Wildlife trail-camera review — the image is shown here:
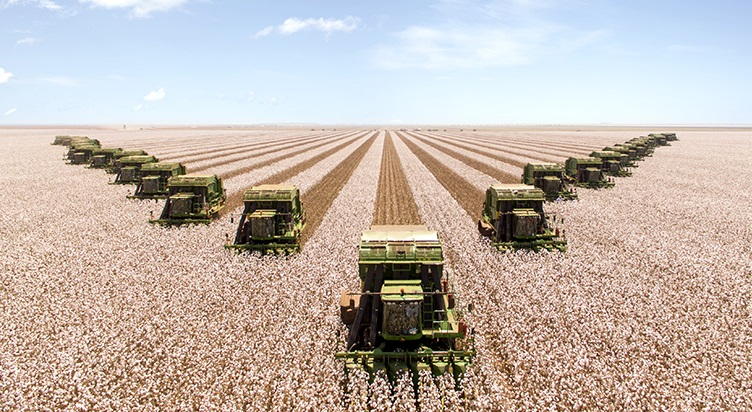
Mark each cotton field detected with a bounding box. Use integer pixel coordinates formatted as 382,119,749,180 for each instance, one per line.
1,127,751,411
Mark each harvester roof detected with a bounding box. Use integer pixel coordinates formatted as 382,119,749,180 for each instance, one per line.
141,162,184,171
93,147,123,154
359,225,443,264
568,157,602,164
168,174,220,187
242,184,299,202
525,162,564,172
590,150,620,159
488,184,545,200
120,155,158,165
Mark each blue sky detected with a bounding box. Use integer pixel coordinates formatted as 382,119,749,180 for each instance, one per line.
1,0,750,125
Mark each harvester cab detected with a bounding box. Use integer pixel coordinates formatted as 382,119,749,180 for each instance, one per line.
150,174,226,225
89,148,123,169
112,155,158,184
589,151,632,177
128,162,186,199
226,184,306,254
477,184,567,251
337,225,474,383
565,157,613,188
522,163,577,201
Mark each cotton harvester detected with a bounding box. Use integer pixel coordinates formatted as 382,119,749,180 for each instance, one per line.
108,150,149,174
149,174,226,225
112,155,158,184
603,146,638,167
225,184,306,254
89,147,124,169
522,163,577,201
65,139,101,164
67,143,101,165
662,132,678,142
478,184,566,252
565,157,615,188
128,162,186,199
589,151,632,177
337,225,474,383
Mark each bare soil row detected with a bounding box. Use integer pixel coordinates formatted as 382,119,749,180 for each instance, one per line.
372,131,422,225
395,131,484,220
167,132,337,164
190,132,359,174
406,132,521,184
297,132,379,246
221,132,373,214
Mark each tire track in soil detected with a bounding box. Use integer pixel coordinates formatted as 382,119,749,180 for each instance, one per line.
395,131,484,221
188,131,358,174
405,132,521,184
221,131,374,216
372,131,422,225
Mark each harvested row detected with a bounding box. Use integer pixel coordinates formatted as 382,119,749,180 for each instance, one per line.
166,132,336,164
428,131,589,162
189,131,360,174
426,131,568,166
104,130,259,153
396,131,484,220
221,132,373,213
465,131,601,153
295,132,379,246
462,130,633,153
406,132,521,184
372,131,422,225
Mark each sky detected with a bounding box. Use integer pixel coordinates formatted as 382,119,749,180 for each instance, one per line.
1,0,751,125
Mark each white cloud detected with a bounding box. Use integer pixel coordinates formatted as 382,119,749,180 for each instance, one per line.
0,68,12,84
1,0,62,11
133,103,144,111
79,0,189,18
253,16,361,38
15,37,40,47
372,0,604,70
39,76,79,86
3,108,17,116
143,87,165,101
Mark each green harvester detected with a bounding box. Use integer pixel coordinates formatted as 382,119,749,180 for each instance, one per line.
604,145,639,167
89,147,124,169
337,225,474,384
112,155,158,184
565,157,615,188
128,162,186,199
522,163,578,201
150,174,226,225
478,184,567,252
225,184,306,254
589,151,632,177
108,150,149,174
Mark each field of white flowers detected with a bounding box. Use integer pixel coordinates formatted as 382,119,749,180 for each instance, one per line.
0,127,750,410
